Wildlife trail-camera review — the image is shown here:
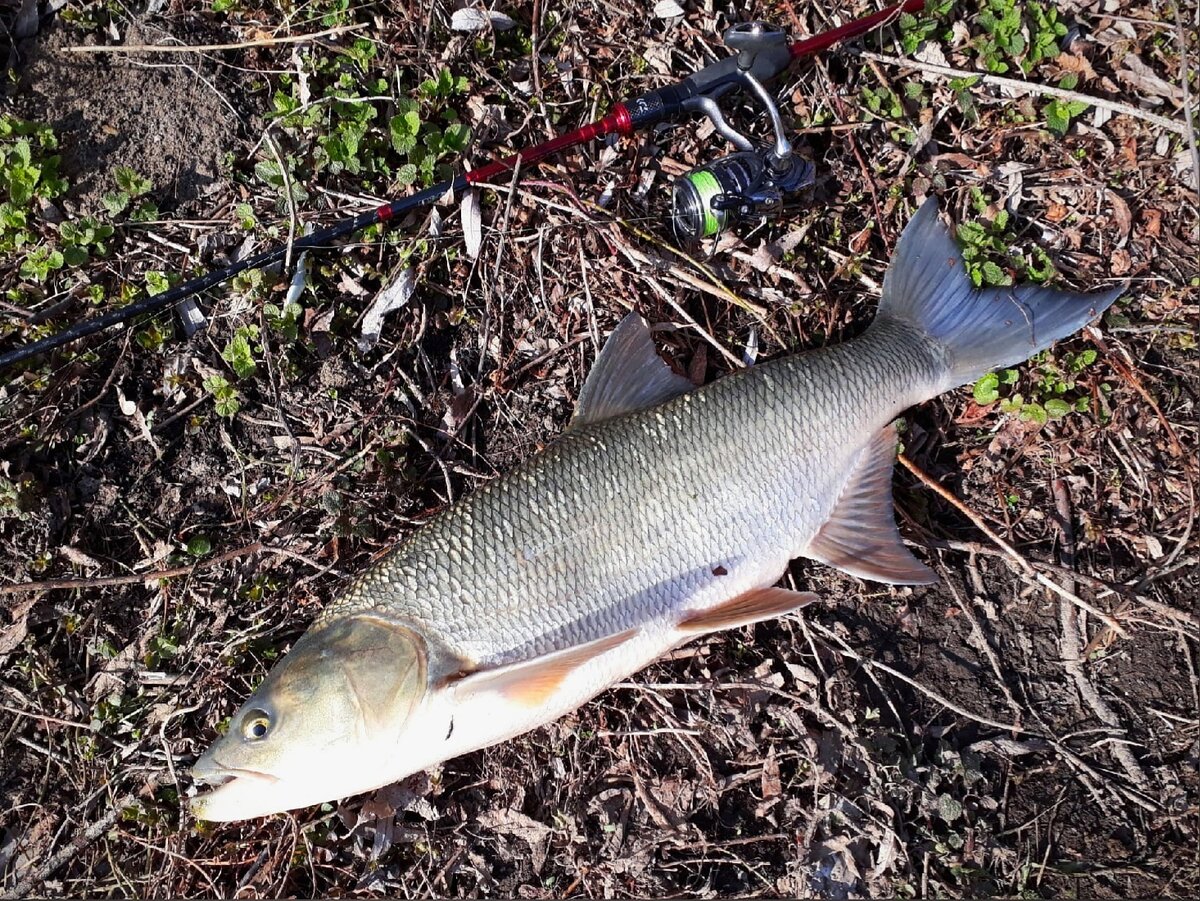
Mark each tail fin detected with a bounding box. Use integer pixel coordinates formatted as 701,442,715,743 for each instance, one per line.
876,198,1124,388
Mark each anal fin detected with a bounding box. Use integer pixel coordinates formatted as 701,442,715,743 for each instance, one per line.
806,423,937,585
450,628,639,708
679,586,818,635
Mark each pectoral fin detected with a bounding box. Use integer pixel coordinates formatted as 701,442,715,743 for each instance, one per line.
449,628,639,708
678,586,819,634
806,423,937,585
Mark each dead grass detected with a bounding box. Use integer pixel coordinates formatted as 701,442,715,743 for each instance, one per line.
1,0,1197,897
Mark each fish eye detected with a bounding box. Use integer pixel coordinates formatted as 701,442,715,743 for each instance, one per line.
241,709,272,741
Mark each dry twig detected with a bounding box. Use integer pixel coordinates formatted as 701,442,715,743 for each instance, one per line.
0,543,264,599
850,48,1190,137
899,453,1130,638
63,23,366,54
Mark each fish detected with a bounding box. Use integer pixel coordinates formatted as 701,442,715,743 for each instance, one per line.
189,198,1122,821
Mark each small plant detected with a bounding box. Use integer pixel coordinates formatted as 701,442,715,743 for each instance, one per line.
254,156,310,210
955,188,1057,288
221,325,260,379
234,203,257,230
0,475,32,519
186,535,213,557
203,374,241,418
101,166,158,220
19,244,64,282
898,0,956,54
972,349,1105,424
946,74,981,122
264,301,303,342
973,0,1067,75
1,117,69,266
144,270,171,295
860,85,904,120
1043,74,1089,137
59,217,114,266
389,70,473,187
1026,2,1068,70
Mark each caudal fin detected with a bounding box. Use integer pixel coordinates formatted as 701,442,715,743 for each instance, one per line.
876,198,1124,388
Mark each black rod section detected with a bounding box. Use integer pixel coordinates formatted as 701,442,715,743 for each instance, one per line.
0,178,462,370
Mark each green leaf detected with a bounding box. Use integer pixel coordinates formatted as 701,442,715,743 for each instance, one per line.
1044,398,1072,419
145,271,170,296
214,393,240,418
938,794,963,823
973,372,1001,405
222,327,259,379
396,162,418,186
254,159,284,186
1044,100,1071,136
1021,402,1048,425
442,123,471,153
203,375,241,418
981,260,1011,286
235,203,257,229
957,221,987,244
187,535,213,557
390,103,422,155
62,245,88,267
114,165,152,197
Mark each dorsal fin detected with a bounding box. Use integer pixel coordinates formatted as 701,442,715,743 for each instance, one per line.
569,313,694,429
806,423,937,585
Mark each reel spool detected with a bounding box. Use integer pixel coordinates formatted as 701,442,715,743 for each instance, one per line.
672,151,813,244
669,21,814,245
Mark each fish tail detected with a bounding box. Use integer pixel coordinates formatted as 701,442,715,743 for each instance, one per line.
873,198,1124,389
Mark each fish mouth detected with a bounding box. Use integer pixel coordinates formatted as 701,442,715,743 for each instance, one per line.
193,766,279,788
191,753,280,791
190,758,286,822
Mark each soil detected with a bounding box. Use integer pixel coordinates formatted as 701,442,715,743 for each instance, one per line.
9,18,237,216
0,1,1197,898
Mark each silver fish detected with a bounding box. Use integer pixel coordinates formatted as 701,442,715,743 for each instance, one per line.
190,199,1121,821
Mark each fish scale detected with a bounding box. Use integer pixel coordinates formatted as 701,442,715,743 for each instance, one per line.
190,199,1123,821
320,317,942,666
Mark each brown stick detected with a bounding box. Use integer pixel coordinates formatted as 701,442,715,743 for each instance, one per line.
899,453,1130,638
0,542,264,599
1052,479,1153,792
63,23,365,54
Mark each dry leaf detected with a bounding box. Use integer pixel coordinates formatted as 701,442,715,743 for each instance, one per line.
358,267,416,352
461,188,482,260
1045,202,1070,223
450,8,515,32
1117,55,1184,103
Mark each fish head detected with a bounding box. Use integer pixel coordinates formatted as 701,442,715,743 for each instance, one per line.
190,615,427,821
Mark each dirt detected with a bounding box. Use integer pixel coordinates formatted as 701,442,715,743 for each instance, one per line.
1,1,1198,898
9,18,237,217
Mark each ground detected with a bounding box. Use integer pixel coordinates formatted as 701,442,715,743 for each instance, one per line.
0,0,1197,897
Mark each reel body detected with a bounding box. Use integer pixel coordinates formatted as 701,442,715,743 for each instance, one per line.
667,20,814,246
672,150,814,243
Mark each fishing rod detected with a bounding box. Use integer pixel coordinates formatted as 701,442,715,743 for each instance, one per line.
0,0,927,371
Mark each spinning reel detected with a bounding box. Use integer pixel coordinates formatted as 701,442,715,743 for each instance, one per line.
668,22,814,245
